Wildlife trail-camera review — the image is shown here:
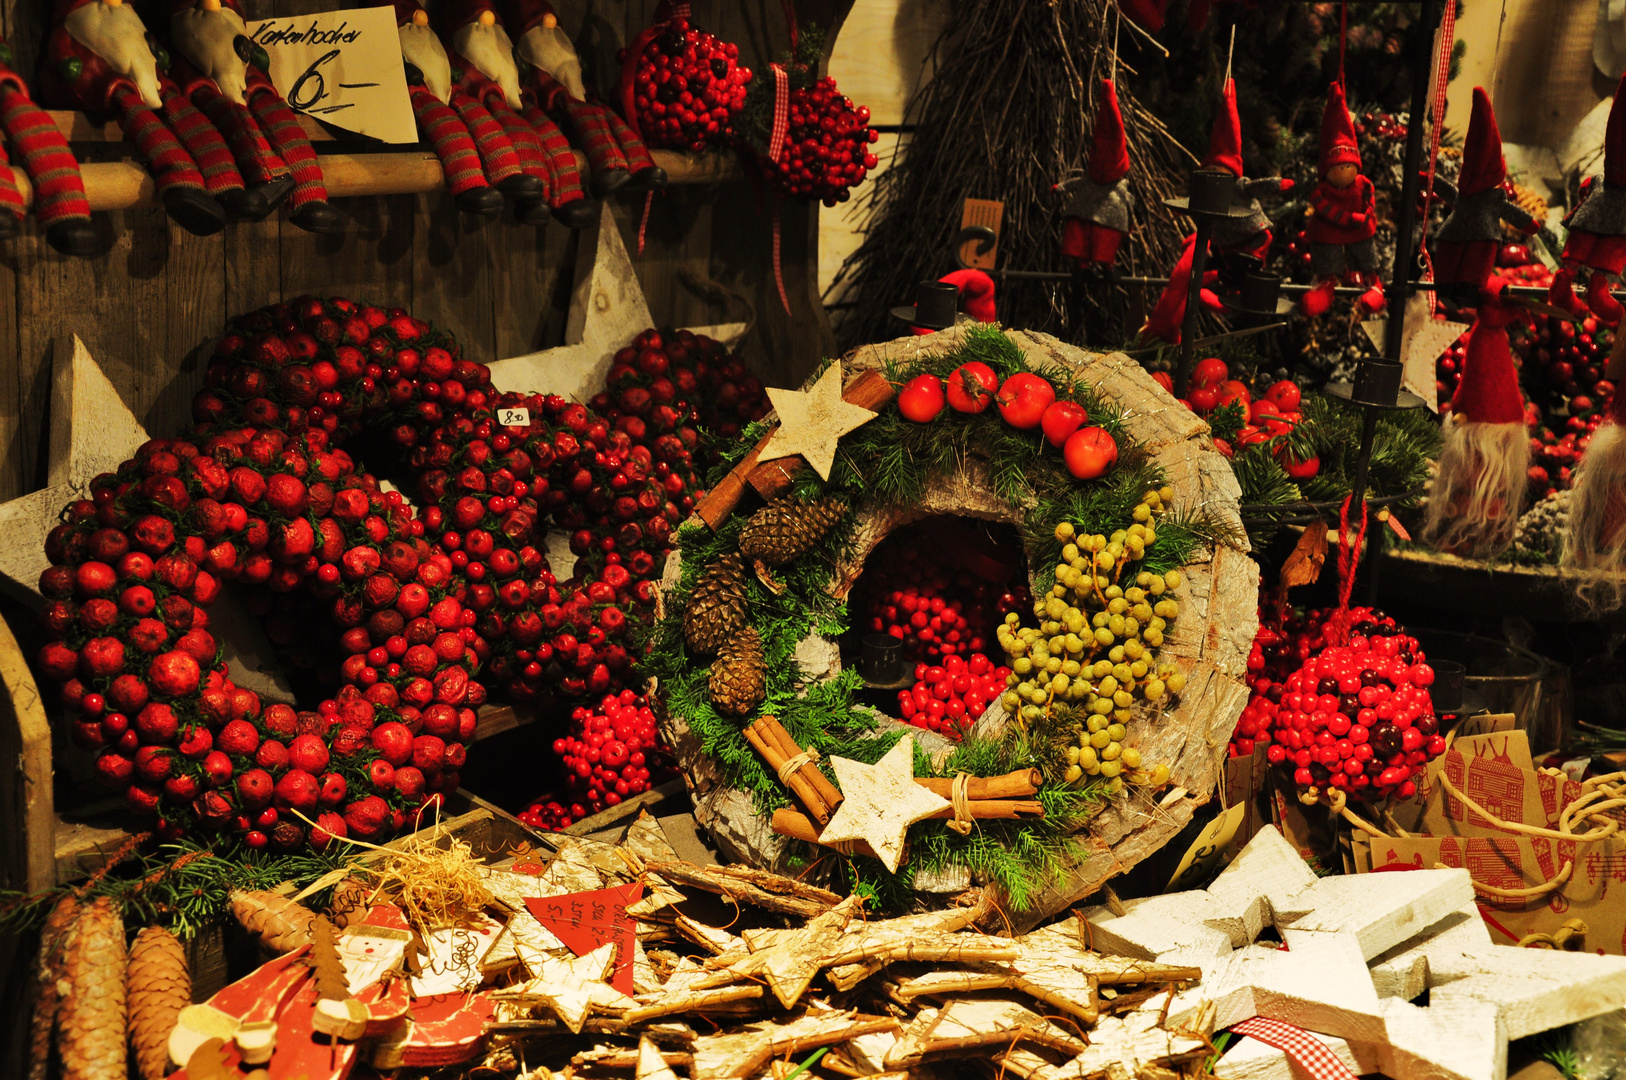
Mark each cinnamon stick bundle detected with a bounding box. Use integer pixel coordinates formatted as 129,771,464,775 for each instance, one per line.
915,769,1042,800
743,716,844,823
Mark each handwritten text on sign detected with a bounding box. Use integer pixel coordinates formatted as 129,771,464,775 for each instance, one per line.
246,5,416,144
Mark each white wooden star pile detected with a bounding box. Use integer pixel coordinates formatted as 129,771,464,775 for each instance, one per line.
1076,825,1626,1080
486,201,746,401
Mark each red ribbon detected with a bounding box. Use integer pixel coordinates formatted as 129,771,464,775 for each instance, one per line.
772,202,790,315
1418,0,1458,303
638,190,654,257
1229,1017,1359,1080
1329,493,1370,645
768,63,790,162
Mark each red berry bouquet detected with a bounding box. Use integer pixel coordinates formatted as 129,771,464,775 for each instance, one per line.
619,3,752,152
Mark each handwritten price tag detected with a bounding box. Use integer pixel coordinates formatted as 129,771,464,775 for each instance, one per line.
525,882,643,995
247,5,416,144
497,407,531,428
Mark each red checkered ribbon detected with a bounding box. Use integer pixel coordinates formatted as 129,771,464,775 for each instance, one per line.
669,1,691,17
1229,1017,1358,1080
1418,0,1458,305
768,63,790,162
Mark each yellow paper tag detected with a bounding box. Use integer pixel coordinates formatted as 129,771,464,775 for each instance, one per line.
1165,800,1246,892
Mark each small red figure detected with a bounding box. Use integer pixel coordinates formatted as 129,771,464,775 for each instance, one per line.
1551,75,1626,324
1432,87,1538,300
1205,76,1291,262
1301,81,1383,318
1057,78,1132,270
0,34,95,254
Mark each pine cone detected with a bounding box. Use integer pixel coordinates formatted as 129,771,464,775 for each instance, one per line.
738,497,847,567
57,896,127,1080
127,925,190,1080
328,876,372,928
29,896,79,1080
683,553,750,654
229,889,317,952
709,626,766,716
1510,182,1548,234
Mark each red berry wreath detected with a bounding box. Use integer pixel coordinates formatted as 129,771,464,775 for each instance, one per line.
33,299,767,850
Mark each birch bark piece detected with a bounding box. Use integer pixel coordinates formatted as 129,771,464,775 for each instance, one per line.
658,326,1254,912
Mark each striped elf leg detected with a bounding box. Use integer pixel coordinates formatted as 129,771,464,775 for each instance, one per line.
522,102,588,207
0,139,23,236
410,85,501,215
484,95,552,189
160,81,245,197
599,103,659,178
112,84,207,194
0,86,90,226
557,96,629,195
246,90,326,208
191,82,287,187
449,90,527,186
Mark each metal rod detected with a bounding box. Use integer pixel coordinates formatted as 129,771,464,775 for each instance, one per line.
1347,407,1382,516
1382,0,1444,361
1173,222,1215,399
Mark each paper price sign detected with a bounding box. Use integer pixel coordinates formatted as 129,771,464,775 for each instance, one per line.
247,6,417,144
497,407,531,428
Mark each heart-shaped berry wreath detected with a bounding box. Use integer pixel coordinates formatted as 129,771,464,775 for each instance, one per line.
33,299,767,851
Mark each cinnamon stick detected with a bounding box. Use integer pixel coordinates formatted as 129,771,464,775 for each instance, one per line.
770,809,881,859
742,721,830,825
755,716,844,815
915,769,1042,801
696,441,764,529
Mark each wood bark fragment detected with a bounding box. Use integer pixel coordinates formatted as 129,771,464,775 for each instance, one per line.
643,859,840,918
621,985,766,1023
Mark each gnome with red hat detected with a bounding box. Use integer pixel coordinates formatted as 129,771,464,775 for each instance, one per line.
1301,81,1383,318
1422,279,1529,555
166,0,338,233
1563,332,1626,599
438,0,596,227
1431,88,1538,300
1205,77,1292,262
507,0,665,197
36,0,244,234
0,35,95,255
904,269,996,336
1057,79,1134,269
1550,76,1626,324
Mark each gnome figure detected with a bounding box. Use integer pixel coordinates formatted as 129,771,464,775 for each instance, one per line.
37,0,233,234
1551,76,1626,324
1423,278,1529,556
905,269,996,336
0,35,95,254
440,0,595,227
506,0,665,197
167,0,338,232
1564,331,1626,599
1204,77,1292,263
1057,79,1133,270
1431,88,1537,300
1301,81,1383,318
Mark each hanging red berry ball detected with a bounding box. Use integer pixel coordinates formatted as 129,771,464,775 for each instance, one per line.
622,13,752,152
739,35,879,207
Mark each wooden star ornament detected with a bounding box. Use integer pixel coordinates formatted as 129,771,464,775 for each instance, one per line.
1361,293,1467,413
818,736,951,873
757,362,881,482
490,941,633,1033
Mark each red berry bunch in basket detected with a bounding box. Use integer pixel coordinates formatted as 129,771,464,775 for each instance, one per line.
858,547,1031,663
895,653,1012,739
621,14,752,151
591,328,770,445
520,690,677,830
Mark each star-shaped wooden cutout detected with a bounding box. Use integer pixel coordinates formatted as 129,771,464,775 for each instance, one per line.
490,941,633,1033
1362,293,1467,413
757,362,881,482
817,736,951,873
690,894,864,1007
485,202,746,401
635,1036,681,1080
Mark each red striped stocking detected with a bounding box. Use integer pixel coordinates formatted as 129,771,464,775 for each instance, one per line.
0,86,89,225
484,94,551,185
0,139,24,221
601,102,655,173
410,86,488,195
160,80,244,195
247,90,327,209
111,84,207,195
449,90,524,185
522,101,585,206
191,82,286,187
558,96,628,174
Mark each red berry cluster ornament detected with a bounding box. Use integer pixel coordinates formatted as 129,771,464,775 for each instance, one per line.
895,653,1012,739
751,72,878,206
523,690,676,829
622,15,751,151
592,328,770,444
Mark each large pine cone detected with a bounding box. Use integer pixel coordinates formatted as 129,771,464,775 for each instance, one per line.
28,896,79,1080
57,896,127,1080
684,553,750,654
709,626,766,716
738,497,847,567
127,925,190,1080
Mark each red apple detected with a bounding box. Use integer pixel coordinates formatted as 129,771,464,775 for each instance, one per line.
897,374,947,422
1063,427,1118,480
1265,380,1301,411
1152,372,1174,394
1217,380,1251,409
1041,401,1088,447
996,373,1056,429
1188,385,1220,413
1193,357,1229,387
946,362,999,413
1278,446,1320,479
1248,399,1281,423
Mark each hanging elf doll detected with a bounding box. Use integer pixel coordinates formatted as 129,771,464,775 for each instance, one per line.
1301,81,1384,318
0,35,95,255
1422,278,1529,556
506,0,666,196
1564,331,1626,595
1549,76,1626,324
167,0,339,233
37,0,236,234
439,0,597,227
1430,88,1538,301
1056,79,1133,270
1205,76,1292,263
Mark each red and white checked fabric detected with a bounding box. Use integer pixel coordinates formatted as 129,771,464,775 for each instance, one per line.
1418,0,1458,305
1228,1017,1358,1080
767,63,789,162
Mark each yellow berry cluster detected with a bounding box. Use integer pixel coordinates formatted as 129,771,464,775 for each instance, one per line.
996,488,1184,791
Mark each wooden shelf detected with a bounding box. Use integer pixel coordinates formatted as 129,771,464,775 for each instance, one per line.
7,109,741,212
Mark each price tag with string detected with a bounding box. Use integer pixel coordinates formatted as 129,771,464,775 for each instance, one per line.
498,407,531,428
525,882,644,994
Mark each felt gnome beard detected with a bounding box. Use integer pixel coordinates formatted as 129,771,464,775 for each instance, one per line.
65,0,162,107
1563,333,1626,606
1423,292,1530,556
170,2,250,104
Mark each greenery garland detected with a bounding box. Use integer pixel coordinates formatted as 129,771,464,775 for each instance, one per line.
651,326,1242,908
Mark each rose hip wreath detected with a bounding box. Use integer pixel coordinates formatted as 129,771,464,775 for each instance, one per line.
621,8,753,153
32,299,767,851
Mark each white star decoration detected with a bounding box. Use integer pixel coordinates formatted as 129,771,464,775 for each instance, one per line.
757,362,880,482
818,736,950,873
1362,293,1468,413
490,941,633,1033
485,201,746,401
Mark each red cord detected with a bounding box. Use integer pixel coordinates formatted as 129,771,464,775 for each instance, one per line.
1330,494,1369,644
638,190,653,257
781,0,800,54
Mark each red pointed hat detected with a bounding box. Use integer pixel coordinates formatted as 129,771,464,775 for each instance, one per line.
1451,292,1525,425
1459,87,1507,196
1204,78,1243,178
1606,75,1626,187
1089,79,1131,186
1142,234,1197,345
1318,81,1361,174
440,0,504,35
938,269,997,324
388,0,427,28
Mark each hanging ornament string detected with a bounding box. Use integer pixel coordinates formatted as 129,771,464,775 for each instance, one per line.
781,0,800,53
638,190,654,257
768,61,792,315
1417,0,1459,308
1329,493,1370,645
1338,0,1348,86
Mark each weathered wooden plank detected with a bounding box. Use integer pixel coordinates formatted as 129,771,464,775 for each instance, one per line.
412,192,498,361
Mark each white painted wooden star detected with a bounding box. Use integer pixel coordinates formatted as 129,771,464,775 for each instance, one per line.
490,941,633,1033
1362,293,1468,413
757,361,880,482
635,1036,681,1080
486,202,746,402
818,736,951,873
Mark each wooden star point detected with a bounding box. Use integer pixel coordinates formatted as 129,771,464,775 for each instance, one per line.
818,736,951,873
1361,293,1467,413
491,941,632,1033
758,362,880,481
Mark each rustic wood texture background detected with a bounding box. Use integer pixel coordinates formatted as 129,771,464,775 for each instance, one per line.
0,0,854,504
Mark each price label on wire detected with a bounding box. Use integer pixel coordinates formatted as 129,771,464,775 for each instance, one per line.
497,407,530,428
